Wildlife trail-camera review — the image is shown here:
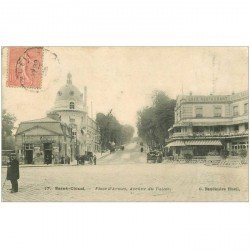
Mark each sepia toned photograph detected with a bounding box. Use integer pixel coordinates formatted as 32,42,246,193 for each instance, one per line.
1,46,248,201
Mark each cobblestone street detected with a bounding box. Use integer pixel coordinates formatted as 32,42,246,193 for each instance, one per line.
2,162,248,202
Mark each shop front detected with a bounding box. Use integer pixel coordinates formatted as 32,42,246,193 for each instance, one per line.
15,117,75,165
166,139,223,157
19,136,68,164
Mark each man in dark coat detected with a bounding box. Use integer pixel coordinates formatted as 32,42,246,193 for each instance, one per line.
7,154,20,193
93,155,97,165
45,154,50,165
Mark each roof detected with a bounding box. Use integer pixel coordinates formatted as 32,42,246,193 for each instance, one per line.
20,117,59,123
176,90,248,104
55,73,83,103
16,117,64,136
166,141,186,147
56,84,83,102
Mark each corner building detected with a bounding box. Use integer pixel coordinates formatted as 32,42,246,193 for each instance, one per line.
47,73,100,157
15,73,100,164
166,91,248,156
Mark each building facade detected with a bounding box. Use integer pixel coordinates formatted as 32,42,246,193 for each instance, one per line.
15,73,101,164
166,91,248,157
86,116,101,153
15,117,73,164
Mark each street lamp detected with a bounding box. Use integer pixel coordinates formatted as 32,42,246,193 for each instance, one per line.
22,133,26,163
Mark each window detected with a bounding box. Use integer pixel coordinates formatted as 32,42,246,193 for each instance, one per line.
214,126,223,133
233,106,238,116
72,130,77,138
233,125,239,132
245,123,248,131
70,118,75,123
25,144,33,150
175,127,181,133
244,103,248,114
182,106,193,118
214,106,222,117
193,127,204,133
195,106,203,118
69,102,75,109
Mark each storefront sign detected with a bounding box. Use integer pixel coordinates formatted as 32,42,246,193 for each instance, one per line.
40,136,55,143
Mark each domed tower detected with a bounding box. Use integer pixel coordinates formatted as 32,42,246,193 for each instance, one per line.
48,73,88,156
52,72,86,112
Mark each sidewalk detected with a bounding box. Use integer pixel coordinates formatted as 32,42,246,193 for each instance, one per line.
2,151,111,168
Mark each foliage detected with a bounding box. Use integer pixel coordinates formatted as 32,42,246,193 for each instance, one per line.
230,150,239,156
136,90,176,148
96,112,134,150
239,149,247,158
121,125,135,144
2,110,16,150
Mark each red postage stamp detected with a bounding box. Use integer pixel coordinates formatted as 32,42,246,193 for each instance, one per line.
6,47,43,89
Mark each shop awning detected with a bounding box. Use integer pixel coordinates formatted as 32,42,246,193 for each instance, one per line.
185,140,222,146
166,139,222,147
166,140,186,147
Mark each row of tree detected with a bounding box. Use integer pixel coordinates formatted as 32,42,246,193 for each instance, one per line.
136,90,176,148
96,112,135,150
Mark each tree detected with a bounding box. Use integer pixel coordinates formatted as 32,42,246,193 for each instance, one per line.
2,109,17,150
96,113,110,150
152,90,176,145
96,112,134,150
121,125,135,144
137,106,158,147
137,90,176,148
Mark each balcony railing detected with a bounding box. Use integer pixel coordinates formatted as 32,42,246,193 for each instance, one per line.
170,130,249,138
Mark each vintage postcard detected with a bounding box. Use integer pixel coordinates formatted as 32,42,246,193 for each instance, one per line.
1,47,248,201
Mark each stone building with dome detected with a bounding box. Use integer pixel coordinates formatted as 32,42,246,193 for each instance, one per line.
15,73,100,164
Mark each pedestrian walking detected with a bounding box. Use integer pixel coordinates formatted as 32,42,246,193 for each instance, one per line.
90,155,93,165
81,155,85,165
6,153,20,193
45,154,50,165
66,155,70,164
93,155,97,165
76,155,79,165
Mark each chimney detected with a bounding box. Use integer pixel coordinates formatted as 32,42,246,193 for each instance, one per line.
84,86,87,107
67,72,72,85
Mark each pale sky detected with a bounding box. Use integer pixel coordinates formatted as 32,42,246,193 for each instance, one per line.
2,47,248,132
